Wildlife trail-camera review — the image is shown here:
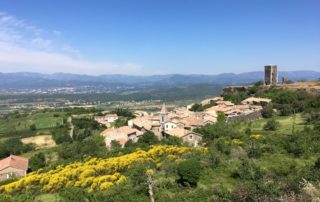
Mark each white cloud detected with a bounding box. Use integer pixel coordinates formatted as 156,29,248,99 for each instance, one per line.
31,37,52,49
0,12,143,75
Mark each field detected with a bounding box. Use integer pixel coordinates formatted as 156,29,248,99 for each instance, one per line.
0,112,65,138
242,113,306,134
21,135,56,149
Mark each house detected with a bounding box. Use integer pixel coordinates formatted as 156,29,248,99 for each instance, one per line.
181,116,204,130
241,97,272,106
129,116,153,132
164,121,178,131
101,126,143,148
0,155,28,181
105,114,118,123
94,114,118,124
164,128,202,147
205,105,234,114
203,114,217,124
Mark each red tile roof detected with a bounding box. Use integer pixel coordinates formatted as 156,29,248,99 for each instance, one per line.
0,155,28,171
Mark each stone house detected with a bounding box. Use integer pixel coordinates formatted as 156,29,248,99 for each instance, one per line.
164,121,178,132
101,126,143,148
0,155,28,181
164,128,202,147
94,113,118,125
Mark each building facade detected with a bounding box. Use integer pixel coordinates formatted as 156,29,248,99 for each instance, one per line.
0,155,28,181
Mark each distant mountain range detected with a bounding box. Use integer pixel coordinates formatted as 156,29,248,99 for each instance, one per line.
0,71,319,90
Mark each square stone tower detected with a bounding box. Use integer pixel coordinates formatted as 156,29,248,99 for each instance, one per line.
264,65,278,85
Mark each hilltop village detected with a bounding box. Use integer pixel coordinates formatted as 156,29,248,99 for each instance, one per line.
97,96,271,148
97,65,279,148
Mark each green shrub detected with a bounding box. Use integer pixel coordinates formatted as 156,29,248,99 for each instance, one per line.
29,123,37,131
138,131,159,145
177,158,201,186
263,118,280,131
59,187,91,202
261,105,273,118
110,140,122,150
30,152,46,171
52,126,72,144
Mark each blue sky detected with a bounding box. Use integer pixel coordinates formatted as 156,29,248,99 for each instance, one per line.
0,0,319,75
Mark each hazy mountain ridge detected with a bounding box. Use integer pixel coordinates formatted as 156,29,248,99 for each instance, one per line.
0,71,319,89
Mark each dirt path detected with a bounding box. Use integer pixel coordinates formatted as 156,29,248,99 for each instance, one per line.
67,116,74,139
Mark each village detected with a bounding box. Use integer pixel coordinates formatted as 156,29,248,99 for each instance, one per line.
97,95,271,148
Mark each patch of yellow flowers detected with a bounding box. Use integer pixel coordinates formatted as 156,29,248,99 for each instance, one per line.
232,139,244,145
250,134,263,140
0,145,206,194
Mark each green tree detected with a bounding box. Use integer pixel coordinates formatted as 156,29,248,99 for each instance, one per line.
161,136,182,146
29,123,36,131
30,152,46,171
177,158,201,187
113,118,127,128
52,126,72,144
138,131,159,145
113,108,135,119
217,112,226,123
110,140,122,150
190,103,204,112
74,128,92,142
263,118,280,131
0,138,34,158
261,105,273,118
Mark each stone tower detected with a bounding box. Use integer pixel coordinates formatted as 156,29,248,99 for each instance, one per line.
160,103,167,132
264,65,278,85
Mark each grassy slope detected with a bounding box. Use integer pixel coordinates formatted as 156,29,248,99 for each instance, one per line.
0,112,65,135
242,113,306,134
35,193,61,202
6,114,315,201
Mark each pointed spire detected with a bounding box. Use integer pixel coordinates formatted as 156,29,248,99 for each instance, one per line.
160,103,167,114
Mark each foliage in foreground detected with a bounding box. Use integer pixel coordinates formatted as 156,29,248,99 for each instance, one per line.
0,145,206,194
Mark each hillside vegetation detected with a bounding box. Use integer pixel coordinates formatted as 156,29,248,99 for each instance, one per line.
0,87,319,201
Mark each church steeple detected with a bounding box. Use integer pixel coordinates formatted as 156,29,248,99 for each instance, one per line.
160,103,167,114
160,103,167,133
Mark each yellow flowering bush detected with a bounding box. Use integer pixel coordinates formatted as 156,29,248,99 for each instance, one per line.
0,145,205,194
146,169,154,176
232,139,244,145
250,134,263,140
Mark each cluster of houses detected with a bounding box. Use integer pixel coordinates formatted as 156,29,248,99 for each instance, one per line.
203,97,271,121
100,96,271,148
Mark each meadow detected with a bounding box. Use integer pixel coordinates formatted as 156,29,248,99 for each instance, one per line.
0,111,65,138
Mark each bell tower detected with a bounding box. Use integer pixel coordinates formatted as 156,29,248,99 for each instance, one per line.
160,103,167,132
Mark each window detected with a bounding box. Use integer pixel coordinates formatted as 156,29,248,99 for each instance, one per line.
189,135,193,140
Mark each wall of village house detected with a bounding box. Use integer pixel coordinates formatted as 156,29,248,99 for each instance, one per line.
227,111,262,122
0,167,26,181
182,134,202,147
164,122,177,131
105,132,128,147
